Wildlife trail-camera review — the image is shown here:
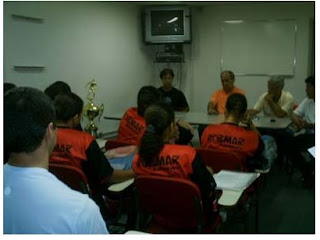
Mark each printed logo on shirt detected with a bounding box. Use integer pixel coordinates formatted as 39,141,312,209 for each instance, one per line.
163,96,172,106
138,155,182,171
207,134,245,148
53,144,72,153
124,114,145,134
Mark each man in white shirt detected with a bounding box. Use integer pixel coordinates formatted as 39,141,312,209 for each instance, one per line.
4,87,108,234
288,76,315,187
248,75,295,117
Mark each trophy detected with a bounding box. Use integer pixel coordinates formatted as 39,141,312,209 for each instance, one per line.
83,79,104,137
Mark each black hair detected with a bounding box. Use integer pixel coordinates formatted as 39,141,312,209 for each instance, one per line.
4,87,56,159
221,70,235,80
54,92,83,122
4,83,17,94
160,68,174,79
139,102,175,163
44,81,71,100
137,86,161,116
305,76,315,87
225,93,247,116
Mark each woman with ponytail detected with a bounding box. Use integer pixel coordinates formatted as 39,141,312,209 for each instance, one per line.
132,102,217,225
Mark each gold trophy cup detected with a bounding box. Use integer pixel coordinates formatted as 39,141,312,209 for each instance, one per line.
83,79,104,137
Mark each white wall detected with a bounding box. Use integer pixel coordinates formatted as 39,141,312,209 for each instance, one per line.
4,2,152,133
3,2,314,133
190,2,314,111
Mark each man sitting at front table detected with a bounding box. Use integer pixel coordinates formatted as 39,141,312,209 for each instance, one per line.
201,93,265,171
247,75,294,118
4,87,108,234
208,70,245,114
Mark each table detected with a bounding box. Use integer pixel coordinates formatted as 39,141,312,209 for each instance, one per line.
105,112,292,129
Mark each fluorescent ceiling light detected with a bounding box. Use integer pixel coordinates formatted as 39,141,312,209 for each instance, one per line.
224,20,244,24
167,17,178,23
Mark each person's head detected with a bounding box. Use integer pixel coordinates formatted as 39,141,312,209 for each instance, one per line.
160,68,174,90
267,75,284,100
4,83,17,94
305,76,315,99
44,81,72,101
4,87,57,161
225,93,248,119
139,102,175,163
54,93,84,128
220,70,235,93
137,86,161,116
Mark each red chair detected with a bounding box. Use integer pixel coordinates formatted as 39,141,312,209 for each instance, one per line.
134,175,221,233
196,147,247,172
196,147,260,233
105,139,132,151
49,163,91,195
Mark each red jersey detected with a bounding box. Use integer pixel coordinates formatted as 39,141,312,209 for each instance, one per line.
201,123,260,161
117,107,146,145
132,144,196,181
50,128,94,168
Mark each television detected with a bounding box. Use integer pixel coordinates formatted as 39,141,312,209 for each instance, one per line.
143,6,191,44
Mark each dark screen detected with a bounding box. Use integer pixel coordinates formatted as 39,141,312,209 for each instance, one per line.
151,10,184,36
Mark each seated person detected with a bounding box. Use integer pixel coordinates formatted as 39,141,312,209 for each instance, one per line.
132,102,217,226
117,86,161,145
247,75,294,118
44,81,72,100
50,93,135,207
158,68,189,112
4,87,108,233
117,85,193,146
198,70,245,140
287,76,315,187
208,70,245,114
4,82,17,93
201,93,266,171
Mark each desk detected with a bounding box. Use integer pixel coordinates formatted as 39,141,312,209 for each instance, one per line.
105,112,291,129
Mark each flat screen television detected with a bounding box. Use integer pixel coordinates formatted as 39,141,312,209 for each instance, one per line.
143,6,191,44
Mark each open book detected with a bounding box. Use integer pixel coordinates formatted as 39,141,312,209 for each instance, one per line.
213,170,260,191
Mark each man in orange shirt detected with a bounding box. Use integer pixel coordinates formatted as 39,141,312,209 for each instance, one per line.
208,70,245,114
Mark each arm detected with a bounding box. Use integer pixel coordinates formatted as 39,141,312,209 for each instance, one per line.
208,101,218,114
246,109,259,117
109,169,135,184
176,91,189,112
264,94,288,117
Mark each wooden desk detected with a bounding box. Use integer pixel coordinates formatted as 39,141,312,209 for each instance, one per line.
108,178,134,192
105,112,291,129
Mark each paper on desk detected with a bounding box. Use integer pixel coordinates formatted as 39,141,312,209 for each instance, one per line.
308,146,315,158
213,170,260,191
95,138,106,149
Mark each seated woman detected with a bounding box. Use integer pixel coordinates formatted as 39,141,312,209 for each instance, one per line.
201,93,269,171
50,93,135,206
132,102,217,226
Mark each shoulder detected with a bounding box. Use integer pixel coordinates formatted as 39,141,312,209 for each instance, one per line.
164,144,196,157
233,86,245,95
58,128,94,142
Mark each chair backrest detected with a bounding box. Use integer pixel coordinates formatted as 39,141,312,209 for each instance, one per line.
49,163,91,195
196,147,246,172
105,139,131,151
134,175,204,231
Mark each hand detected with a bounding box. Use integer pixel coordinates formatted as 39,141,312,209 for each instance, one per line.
240,112,253,126
264,94,274,104
208,101,218,115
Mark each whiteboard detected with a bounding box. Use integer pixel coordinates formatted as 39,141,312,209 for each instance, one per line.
220,19,297,76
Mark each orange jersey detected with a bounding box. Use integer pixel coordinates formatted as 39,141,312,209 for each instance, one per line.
132,144,196,179
117,108,146,145
201,123,260,161
210,86,245,114
50,128,94,169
